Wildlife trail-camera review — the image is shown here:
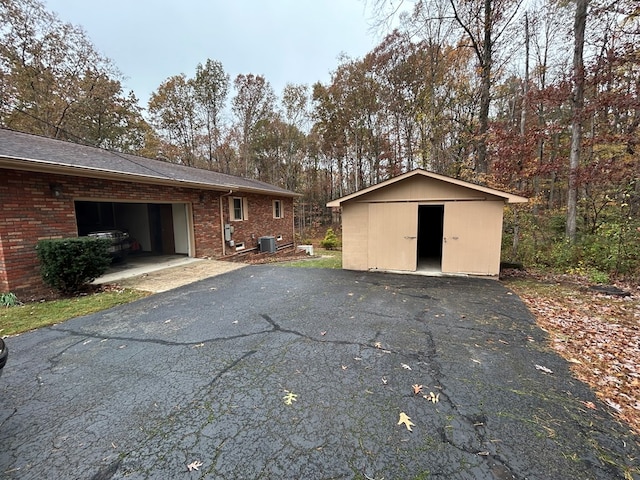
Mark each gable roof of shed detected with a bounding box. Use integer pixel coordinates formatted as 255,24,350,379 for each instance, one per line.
0,128,299,197
326,169,528,206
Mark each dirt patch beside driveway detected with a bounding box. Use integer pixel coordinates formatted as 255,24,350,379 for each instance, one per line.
113,259,246,292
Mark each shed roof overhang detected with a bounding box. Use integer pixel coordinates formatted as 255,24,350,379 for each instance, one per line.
326,169,528,207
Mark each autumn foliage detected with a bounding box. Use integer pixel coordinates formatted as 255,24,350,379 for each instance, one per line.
1,0,639,278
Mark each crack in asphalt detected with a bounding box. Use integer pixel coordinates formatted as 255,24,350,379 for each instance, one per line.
47,306,526,479
258,313,430,362
406,310,524,478
206,350,257,388
49,325,273,347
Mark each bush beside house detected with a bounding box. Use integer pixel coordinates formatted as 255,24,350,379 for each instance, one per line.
37,238,112,294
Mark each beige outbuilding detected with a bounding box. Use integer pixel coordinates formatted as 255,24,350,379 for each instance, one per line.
327,169,528,277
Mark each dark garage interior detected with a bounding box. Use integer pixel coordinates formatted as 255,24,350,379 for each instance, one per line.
75,201,181,255
417,205,444,264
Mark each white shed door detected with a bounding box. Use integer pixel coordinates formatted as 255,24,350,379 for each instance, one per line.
368,203,417,271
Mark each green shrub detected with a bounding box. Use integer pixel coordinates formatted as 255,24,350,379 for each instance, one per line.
581,222,640,277
319,228,339,250
37,237,112,294
502,198,640,280
588,269,610,285
0,292,19,307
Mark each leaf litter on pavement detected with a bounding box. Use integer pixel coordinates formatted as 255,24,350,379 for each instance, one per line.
505,273,640,435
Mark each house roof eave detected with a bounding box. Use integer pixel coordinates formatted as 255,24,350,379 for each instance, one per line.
0,155,301,197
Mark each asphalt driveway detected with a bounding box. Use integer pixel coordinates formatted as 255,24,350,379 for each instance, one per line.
1,266,638,479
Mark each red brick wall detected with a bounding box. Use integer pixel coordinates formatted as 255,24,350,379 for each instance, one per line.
0,169,294,298
222,193,294,252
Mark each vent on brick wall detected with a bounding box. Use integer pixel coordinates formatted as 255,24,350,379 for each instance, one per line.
259,236,277,253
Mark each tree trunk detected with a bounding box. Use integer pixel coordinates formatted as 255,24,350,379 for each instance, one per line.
513,12,529,259
566,0,588,242
476,0,493,175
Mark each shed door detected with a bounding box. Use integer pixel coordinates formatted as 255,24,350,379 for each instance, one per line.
368,203,417,271
442,201,503,274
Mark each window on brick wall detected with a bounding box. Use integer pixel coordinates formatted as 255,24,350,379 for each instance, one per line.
273,199,283,219
229,197,248,221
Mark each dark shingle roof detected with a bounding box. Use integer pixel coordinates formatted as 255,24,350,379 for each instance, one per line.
0,128,298,196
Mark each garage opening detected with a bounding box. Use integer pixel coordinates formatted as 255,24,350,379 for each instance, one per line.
417,205,444,271
75,201,191,257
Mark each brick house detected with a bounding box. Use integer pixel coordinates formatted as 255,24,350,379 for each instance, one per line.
0,129,299,297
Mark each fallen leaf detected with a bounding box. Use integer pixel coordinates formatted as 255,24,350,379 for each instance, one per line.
412,384,423,395
510,278,640,434
535,364,553,374
423,391,440,403
283,391,298,405
187,460,203,472
580,401,597,410
398,412,415,432
605,398,622,412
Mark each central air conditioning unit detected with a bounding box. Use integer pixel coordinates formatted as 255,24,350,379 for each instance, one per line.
259,236,277,253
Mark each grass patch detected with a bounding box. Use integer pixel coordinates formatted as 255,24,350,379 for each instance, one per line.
280,248,342,269
0,288,149,336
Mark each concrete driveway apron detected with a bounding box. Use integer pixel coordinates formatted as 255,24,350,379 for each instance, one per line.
1,266,638,479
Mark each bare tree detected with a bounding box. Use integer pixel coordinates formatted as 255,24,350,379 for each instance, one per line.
148,74,201,166
231,74,276,177
193,59,229,170
448,0,524,174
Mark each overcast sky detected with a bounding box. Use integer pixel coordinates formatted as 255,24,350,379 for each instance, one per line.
44,1,387,108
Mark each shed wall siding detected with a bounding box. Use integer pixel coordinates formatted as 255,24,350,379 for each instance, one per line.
354,176,504,203
341,202,369,270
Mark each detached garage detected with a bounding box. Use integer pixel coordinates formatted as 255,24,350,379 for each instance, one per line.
327,169,527,277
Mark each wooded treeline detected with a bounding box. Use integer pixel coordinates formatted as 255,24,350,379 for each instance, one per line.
1,0,638,278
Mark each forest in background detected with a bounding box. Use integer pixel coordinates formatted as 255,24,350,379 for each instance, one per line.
1,0,638,281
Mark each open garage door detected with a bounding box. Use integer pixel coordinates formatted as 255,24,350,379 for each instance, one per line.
75,201,191,256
